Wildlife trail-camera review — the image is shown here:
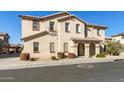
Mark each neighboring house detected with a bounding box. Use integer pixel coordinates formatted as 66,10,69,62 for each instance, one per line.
9,44,23,53
112,32,124,44
0,32,10,54
19,12,107,58
105,37,112,42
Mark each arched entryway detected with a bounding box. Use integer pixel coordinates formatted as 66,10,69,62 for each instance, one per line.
89,43,95,56
78,43,85,56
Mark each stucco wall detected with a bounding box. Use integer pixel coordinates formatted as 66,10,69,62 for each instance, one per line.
22,35,58,58
112,36,124,44
58,18,85,54
87,27,105,41
21,15,105,58
22,19,45,38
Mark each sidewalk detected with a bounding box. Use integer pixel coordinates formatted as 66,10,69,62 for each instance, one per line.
0,55,124,70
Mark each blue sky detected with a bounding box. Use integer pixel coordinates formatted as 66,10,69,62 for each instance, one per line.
0,11,124,44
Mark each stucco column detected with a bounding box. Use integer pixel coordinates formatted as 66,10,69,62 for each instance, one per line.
70,41,78,55
85,43,90,57
70,40,74,53
73,43,78,56
95,43,100,55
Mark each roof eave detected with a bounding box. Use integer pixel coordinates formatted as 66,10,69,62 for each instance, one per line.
87,24,108,30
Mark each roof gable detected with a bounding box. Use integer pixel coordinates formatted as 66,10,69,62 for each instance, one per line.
19,11,70,21
58,15,86,24
87,24,108,30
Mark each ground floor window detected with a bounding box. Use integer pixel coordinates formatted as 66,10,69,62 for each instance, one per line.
33,42,39,53
64,43,68,53
50,42,55,53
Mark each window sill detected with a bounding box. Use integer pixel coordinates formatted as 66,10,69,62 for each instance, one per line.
50,51,56,53
65,31,70,33
76,32,81,34
33,51,40,53
49,30,56,32
32,29,40,31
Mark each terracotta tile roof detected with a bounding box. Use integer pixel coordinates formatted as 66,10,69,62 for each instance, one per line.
87,23,108,29
112,32,124,37
70,37,103,42
0,32,7,35
58,15,86,24
19,11,70,20
19,11,107,30
40,11,70,19
21,31,49,42
0,32,10,38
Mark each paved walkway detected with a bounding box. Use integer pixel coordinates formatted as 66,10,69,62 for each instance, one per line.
0,55,124,70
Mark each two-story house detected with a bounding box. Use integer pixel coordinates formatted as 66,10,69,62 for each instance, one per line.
19,12,107,58
0,32,10,54
112,32,124,44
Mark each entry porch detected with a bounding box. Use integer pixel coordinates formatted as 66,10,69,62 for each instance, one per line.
70,37,103,57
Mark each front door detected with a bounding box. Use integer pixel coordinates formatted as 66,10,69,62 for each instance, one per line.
78,43,85,56
89,43,95,56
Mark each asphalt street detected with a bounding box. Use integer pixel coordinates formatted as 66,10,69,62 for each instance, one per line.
0,61,124,82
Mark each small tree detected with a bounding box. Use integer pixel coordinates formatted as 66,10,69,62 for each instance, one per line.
105,40,121,55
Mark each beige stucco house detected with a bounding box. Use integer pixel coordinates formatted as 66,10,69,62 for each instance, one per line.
112,32,124,44
0,32,10,54
20,12,107,58
9,44,23,53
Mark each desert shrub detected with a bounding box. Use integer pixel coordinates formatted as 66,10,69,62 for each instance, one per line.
29,57,38,61
63,55,68,58
96,52,106,58
105,40,121,56
113,52,120,56
20,53,30,61
68,53,76,59
50,56,58,60
57,52,65,59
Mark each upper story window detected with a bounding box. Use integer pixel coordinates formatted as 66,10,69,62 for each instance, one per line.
122,36,124,39
33,42,39,53
65,22,70,32
49,21,55,31
76,24,80,33
33,20,40,31
97,29,100,36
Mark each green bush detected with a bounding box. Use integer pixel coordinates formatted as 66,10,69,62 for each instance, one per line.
29,57,38,61
50,56,58,60
105,40,121,56
96,53,106,58
113,52,120,56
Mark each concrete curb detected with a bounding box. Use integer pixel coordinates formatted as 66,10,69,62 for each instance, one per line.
0,57,116,70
